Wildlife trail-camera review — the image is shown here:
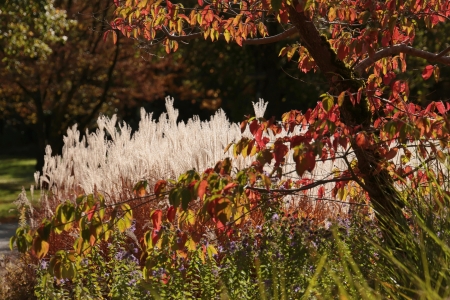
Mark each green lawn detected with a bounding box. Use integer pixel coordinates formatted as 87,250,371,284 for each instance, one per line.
0,156,36,222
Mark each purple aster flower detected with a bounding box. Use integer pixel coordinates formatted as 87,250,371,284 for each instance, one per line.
229,241,237,252
128,279,137,286
40,260,48,270
129,220,136,232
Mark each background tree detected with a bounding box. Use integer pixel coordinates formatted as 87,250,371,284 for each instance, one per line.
0,0,324,170
113,0,450,243
0,0,192,169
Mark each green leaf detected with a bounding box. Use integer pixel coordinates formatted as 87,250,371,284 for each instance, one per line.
224,141,233,153
121,203,133,221
224,30,231,43
178,209,196,228
32,236,49,259
304,0,314,11
337,91,346,107
86,194,95,208
207,244,218,259
169,187,181,207
9,236,16,251
61,261,76,279
181,188,192,210
116,219,128,232
76,194,86,205
322,94,334,112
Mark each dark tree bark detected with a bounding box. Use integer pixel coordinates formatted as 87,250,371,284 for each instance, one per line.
287,6,409,244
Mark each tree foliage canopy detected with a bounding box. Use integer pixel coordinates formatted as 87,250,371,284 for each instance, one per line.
0,0,71,61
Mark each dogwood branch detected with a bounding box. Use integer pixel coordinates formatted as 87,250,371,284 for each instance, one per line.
162,26,297,45
246,176,354,194
355,44,450,75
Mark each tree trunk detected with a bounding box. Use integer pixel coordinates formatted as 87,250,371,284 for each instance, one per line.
287,7,409,245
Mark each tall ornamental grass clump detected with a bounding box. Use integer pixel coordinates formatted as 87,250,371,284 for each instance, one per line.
32,96,363,224
33,97,438,213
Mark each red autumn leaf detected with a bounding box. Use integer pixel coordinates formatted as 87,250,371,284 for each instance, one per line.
436,101,446,114
355,132,369,149
249,119,259,135
103,30,110,42
197,180,208,200
151,210,163,232
235,36,243,47
278,8,289,23
385,148,398,160
167,206,176,223
273,140,288,167
337,44,349,61
154,180,167,197
161,273,170,284
431,14,440,25
254,126,265,148
87,204,97,221
188,180,197,191
222,182,238,194
240,120,248,133
318,186,325,199
422,65,434,80
112,31,117,45
381,30,391,47
383,71,396,85
293,145,316,177
198,0,203,6
133,180,148,197
321,148,328,162
215,218,226,233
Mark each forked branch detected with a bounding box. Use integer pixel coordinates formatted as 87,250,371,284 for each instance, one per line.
246,176,354,194
355,44,450,75
162,26,297,45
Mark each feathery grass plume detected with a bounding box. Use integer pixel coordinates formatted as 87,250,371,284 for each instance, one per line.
33,96,442,219
36,96,251,206
12,187,35,228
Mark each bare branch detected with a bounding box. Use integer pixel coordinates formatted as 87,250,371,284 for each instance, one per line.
436,46,450,58
244,27,297,45
162,26,297,45
355,44,450,75
246,176,354,194
80,35,121,130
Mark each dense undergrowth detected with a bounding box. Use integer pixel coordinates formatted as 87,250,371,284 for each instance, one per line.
5,178,450,299
4,99,450,299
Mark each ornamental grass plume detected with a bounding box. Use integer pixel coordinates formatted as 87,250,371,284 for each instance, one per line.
34,97,345,207
35,97,251,206
32,96,436,221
